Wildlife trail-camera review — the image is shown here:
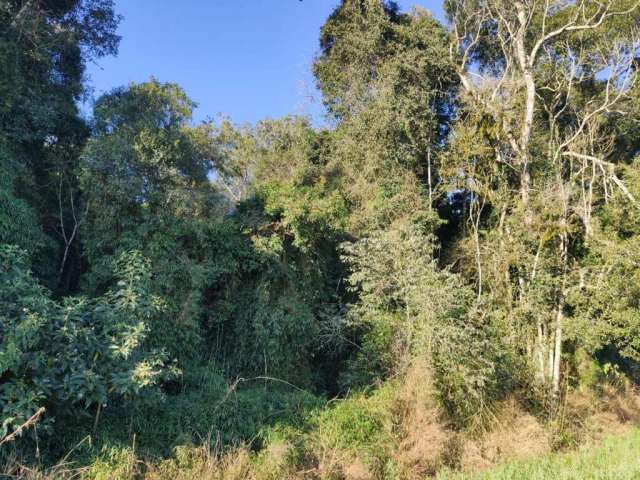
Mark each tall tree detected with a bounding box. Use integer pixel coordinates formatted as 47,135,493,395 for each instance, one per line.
314,0,458,235
79,80,224,359
0,0,120,289
446,0,640,398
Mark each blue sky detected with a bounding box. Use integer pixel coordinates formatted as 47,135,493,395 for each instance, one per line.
86,1,446,125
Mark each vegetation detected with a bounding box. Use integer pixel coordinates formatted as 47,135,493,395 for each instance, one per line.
2,0,640,478
438,428,640,480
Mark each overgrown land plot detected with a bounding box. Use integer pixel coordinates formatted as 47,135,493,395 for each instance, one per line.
2,0,640,479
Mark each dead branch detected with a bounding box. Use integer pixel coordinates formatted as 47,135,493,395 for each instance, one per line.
0,407,46,447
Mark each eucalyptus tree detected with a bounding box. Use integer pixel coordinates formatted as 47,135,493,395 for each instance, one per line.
446,0,640,398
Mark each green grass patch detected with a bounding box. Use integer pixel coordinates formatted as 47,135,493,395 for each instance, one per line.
439,428,640,480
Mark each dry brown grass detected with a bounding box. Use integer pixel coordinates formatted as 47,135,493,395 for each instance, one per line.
147,372,640,480
393,365,456,479
568,380,640,445
461,398,551,471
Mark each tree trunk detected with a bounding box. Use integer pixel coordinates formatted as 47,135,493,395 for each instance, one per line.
515,2,536,225
536,321,546,382
552,296,563,397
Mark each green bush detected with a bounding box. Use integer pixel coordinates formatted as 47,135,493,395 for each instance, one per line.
308,382,398,475
432,317,520,429
0,245,175,441
72,361,323,457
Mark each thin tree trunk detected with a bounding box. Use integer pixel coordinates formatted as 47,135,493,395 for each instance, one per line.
552,231,568,398
536,321,546,382
552,295,563,397
548,332,555,381
427,147,433,207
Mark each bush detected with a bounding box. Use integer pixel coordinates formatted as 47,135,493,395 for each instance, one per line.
432,317,518,429
308,383,399,477
0,245,175,441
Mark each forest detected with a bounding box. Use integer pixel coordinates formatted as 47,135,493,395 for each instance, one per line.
2,0,640,478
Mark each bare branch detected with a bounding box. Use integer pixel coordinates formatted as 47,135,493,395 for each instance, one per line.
561,151,639,207
0,407,45,446
529,1,640,66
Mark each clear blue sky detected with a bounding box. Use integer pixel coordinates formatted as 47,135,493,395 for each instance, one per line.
86,1,446,125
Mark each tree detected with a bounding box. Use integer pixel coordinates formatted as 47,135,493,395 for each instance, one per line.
79,79,222,287
79,80,226,359
340,222,468,381
314,0,457,236
445,0,640,399
0,0,121,289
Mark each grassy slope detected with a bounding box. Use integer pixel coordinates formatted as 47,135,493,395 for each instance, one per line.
439,428,640,480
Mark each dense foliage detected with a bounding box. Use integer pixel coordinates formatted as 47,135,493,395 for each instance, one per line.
2,0,640,478
0,245,173,438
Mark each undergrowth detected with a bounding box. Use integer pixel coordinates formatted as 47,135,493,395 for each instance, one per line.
3,361,640,480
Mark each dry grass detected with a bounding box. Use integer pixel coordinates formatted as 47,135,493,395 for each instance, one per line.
394,365,457,478
5,370,640,480
438,427,640,480
461,398,551,471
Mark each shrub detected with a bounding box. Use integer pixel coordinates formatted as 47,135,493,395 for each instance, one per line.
0,245,175,441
